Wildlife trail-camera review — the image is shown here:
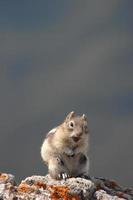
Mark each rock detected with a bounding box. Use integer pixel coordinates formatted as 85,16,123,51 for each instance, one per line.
24,175,95,199
0,172,132,199
95,190,125,200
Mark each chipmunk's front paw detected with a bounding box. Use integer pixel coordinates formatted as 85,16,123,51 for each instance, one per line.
58,172,70,180
64,148,75,156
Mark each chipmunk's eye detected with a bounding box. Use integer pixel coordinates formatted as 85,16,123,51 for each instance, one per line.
69,121,74,128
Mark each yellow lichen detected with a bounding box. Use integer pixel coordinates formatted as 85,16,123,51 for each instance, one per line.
0,173,8,181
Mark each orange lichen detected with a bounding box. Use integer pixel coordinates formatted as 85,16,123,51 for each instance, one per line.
116,191,125,198
11,177,80,199
96,183,101,190
0,173,8,181
105,180,119,189
33,181,47,190
17,181,47,193
17,183,35,193
48,185,80,200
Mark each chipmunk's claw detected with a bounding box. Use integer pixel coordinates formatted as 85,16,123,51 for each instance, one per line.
58,173,70,180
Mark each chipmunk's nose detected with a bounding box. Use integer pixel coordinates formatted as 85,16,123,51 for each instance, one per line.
72,136,80,142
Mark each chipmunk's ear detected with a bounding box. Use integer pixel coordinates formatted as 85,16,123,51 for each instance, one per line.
82,114,87,121
65,111,75,121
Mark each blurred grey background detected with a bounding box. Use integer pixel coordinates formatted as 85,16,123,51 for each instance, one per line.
0,1,133,186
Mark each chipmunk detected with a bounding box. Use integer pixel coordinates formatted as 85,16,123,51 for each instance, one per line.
41,111,90,180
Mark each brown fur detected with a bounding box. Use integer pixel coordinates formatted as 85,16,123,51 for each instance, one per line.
41,111,90,179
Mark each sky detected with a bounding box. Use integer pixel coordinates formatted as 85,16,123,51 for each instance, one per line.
0,1,133,186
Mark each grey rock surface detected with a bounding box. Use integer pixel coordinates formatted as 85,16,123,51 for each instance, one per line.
0,173,132,199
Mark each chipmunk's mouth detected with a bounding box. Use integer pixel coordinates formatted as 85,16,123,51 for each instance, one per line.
72,136,80,142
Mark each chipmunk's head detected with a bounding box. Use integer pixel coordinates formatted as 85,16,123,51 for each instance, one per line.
63,111,89,143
